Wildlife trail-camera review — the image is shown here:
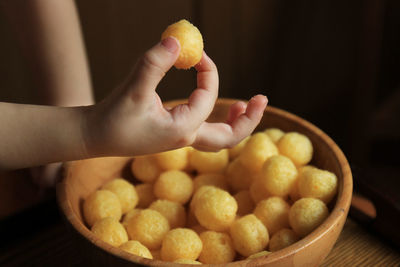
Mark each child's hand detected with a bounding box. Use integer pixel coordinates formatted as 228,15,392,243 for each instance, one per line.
83,37,268,157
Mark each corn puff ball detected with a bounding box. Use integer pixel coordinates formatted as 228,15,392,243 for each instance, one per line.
154,170,193,204
190,185,211,209
189,185,217,220
239,132,279,173
226,158,256,192
229,136,250,160
193,186,237,231
91,217,128,247
149,199,186,229
289,166,313,203
198,231,236,263
154,147,189,171
298,166,338,204
259,155,298,197
249,176,271,203
131,155,162,183
161,228,203,262
289,198,329,237
254,197,290,235
189,149,229,173
230,214,269,257
247,250,272,259
173,259,202,264
126,209,170,250
193,173,228,193
298,165,316,174
83,190,122,227
264,128,285,144
161,19,203,69
187,200,206,236
269,228,299,252
278,132,313,166
190,224,207,235
122,208,141,229
136,183,156,208
234,190,255,216
119,240,153,259
102,178,138,214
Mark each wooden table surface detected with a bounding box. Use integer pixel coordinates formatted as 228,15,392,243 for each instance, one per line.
0,213,398,267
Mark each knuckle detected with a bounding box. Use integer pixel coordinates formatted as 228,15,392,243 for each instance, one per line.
176,134,195,147
141,52,165,78
169,124,196,147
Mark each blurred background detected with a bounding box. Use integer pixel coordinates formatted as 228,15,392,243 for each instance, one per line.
0,0,399,248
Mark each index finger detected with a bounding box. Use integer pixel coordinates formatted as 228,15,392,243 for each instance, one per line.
170,51,219,126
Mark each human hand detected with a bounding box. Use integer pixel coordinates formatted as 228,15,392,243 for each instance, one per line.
83,37,268,157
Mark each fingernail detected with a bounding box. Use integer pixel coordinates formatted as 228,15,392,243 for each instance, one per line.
258,94,268,103
250,94,268,106
261,94,268,103
161,36,180,53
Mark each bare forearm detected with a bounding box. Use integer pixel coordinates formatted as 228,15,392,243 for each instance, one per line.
0,102,90,170
1,0,94,106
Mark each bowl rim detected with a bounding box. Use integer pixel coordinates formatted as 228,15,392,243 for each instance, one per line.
57,98,353,266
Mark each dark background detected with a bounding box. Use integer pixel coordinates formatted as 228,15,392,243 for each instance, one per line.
0,0,399,240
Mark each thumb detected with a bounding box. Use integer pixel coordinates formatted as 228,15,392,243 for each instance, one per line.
127,37,180,99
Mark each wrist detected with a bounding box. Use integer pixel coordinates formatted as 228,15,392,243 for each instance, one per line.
80,104,100,159
80,101,118,158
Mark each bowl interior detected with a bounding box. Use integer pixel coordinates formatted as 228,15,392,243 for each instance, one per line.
58,99,352,266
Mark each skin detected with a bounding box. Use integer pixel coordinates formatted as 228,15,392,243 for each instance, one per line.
1,0,93,185
0,25,267,171
1,0,94,106
1,1,267,183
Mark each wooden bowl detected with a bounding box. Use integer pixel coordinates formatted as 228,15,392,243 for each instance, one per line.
57,98,352,266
